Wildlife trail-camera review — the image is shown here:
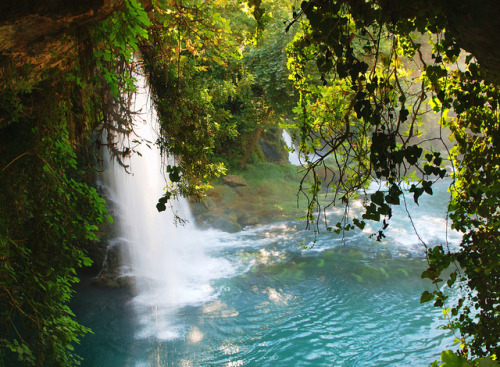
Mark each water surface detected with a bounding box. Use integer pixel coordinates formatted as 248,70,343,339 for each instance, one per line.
73,202,457,366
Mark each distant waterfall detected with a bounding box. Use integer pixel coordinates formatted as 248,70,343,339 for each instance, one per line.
282,129,321,165
102,73,233,340
281,129,301,166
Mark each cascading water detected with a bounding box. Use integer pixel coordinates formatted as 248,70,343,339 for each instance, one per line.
102,73,234,340
281,129,302,166
282,129,321,165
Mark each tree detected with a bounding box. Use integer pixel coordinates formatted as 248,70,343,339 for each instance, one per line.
139,0,242,206
286,0,499,363
233,0,300,169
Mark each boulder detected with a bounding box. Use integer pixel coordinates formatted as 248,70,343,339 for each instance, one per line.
222,175,248,187
91,239,130,289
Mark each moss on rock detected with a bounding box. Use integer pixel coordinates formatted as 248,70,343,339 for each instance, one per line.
191,162,311,231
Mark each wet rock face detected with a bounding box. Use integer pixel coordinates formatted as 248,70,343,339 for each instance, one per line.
258,127,288,164
377,0,500,82
91,239,136,293
0,0,105,22
258,140,285,163
81,240,108,276
447,6,500,82
91,240,122,287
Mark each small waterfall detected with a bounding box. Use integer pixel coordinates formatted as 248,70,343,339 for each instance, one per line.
281,129,302,166
102,73,233,340
282,129,321,165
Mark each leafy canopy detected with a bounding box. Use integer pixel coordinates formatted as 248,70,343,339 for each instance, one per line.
286,0,500,362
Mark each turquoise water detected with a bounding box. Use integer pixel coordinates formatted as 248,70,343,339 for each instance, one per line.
72,180,459,367
73,249,450,366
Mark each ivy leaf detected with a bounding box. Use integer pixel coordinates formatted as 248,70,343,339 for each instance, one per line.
371,190,385,206
353,218,366,230
422,180,433,195
420,290,434,303
156,202,166,212
399,107,409,122
156,192,172,212
167,165,181,182
440,350,466,367
409,184,424,204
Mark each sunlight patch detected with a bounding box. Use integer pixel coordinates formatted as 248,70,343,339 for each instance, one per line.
188,327,204,343
264,287,293,305
220,342,240,355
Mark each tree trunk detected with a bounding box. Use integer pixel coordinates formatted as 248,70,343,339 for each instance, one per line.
239,107,273,169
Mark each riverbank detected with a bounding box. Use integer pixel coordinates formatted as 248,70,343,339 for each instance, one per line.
190,162,310,232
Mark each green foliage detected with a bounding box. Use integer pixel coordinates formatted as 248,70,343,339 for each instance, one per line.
0,0,149,365
414,56,500,359
64,0,153,170
0,92,109,365
90,0,151,97
287,0,500,362
443,63,500,357
139,0,242,204
431,349,499,367
243,0,299,116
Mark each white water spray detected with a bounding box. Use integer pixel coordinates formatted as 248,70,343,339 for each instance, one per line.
102,73,233,340
282,129,321,165
281,129,302,166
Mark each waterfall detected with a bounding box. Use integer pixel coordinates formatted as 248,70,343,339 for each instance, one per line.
102,73,233,340
282,129,321,165
281,130,302,166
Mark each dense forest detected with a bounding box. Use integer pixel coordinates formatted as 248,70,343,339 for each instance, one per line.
0,0,499,365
